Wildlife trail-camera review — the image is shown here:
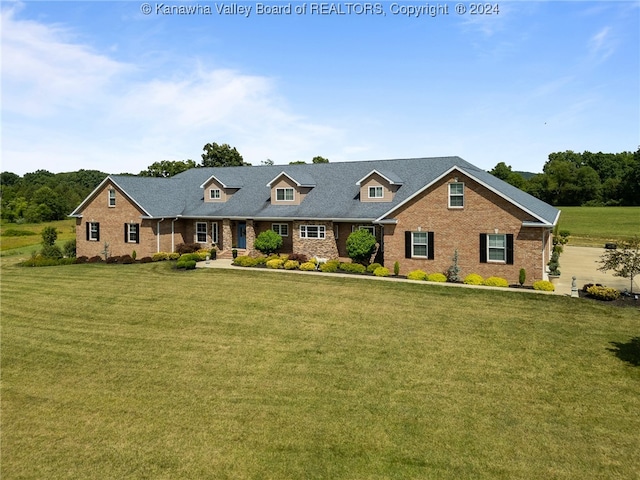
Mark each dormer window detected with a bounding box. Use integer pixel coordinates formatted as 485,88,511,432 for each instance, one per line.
210,189,221,200
368,186,383,199
276,188,294,201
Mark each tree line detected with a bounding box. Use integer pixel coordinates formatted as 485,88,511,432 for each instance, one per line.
1,144,638,223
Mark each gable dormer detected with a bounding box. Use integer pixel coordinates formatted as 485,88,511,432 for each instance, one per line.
356,169,402,203
267,172,315,206
200,175,242,203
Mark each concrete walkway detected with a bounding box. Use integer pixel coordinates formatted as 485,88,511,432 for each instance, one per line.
199,245,637,297
555,245,638,296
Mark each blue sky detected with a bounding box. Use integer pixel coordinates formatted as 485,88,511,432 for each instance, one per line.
2,1,638,175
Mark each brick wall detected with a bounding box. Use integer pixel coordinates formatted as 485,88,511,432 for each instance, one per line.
383,172,550,284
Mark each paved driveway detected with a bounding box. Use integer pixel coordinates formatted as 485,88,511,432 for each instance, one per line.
555,246,638,296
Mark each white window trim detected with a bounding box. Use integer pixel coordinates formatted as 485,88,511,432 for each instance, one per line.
299,225,326,239
411,231,429,258
487,234,507,263
210,189,221,200
448,182,464,208
127,223,138,243
211,222,219,244
89,222,99,241
358,225,376,236
108,189,116,207
272,223,289,237
195,222,207,243
276,187,295,201
368,185,384,199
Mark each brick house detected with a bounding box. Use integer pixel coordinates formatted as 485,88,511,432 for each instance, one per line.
70,157,560,283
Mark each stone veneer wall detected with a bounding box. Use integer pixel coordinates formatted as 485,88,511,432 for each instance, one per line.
292,220,339,259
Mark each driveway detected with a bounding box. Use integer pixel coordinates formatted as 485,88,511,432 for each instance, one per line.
556,246,638,296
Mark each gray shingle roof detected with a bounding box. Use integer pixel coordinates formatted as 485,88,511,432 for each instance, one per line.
89,157,558,225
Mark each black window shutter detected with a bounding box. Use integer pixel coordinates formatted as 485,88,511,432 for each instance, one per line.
506,234,514,264
428,232,435,260
124,224,128,243
96,223,100,242
86,222,90,241
405,231,412,258
136,224,140,244
480,234,487,263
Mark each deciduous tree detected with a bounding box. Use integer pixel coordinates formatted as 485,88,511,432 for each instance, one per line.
598,236,640,294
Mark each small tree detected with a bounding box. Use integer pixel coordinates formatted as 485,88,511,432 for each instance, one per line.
346,229,377,265
40,226,63,259
446,249,461,282
254,229,283,255
598,236,640,294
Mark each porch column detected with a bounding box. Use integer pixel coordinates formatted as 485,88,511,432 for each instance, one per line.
246,219,256,255
222,219,233,251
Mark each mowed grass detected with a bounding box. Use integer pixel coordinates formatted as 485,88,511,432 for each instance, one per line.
0,219,76,254
1,261,639,479
558,206,640,247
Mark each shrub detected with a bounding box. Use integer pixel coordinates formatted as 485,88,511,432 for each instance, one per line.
533,280,555,292
288,253,308,263
463,273,484,285
320,260,340,273
446,250,461,282
373,266,390,277
131,250,137,260
63,239,77,258
284,260,300,270
367,262,382,273
87,255,103,263
394,261,400,276
339,262,367,274
75,256,88,264
299,262,317,271
178,253,200,263
346,229,377,264
427,273,447,282
168,252,180,260
20,257,76,267
106,256,120,264
41,226,58,247
519,268,526,286
40,244,63,260
139,257,152,263
483,276,509,287
153,252,169,262
254,229,283,255
407,270,427,281
176,259,197,270
266,258,284,269
176,243,201,254
120,254,135,264
586,285,620,301
233,255,259,267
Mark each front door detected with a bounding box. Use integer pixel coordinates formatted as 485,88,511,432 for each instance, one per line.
237,222,247,249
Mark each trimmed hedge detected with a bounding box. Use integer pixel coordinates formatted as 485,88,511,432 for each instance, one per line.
339,262,367,274
533,280,555,292
284,260,300,270
407,270,428,281
586,285,620,301
319,260,340,273
266,258,284,269
366,263,382,273
426,273,447,283
463,273,484,285
299,262,317,271
373,267,390,277
483,276,509,288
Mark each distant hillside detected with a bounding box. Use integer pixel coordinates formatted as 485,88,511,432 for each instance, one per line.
514,171,537,180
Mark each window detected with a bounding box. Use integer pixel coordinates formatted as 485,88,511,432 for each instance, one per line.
108,189,116,207
404,231,434,259
196,222,207,243
358,225,376,236
300,225,325,239
488,234,506,262
449,182,464,208
368,186,383,198
210,189,221,200
125,223,139,244
87,222,100,241
276,188,294,201
272,223,289,237
211,222,219,244
480,233,513,264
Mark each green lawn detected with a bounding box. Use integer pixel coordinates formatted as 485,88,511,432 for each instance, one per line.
558,206,640,247
0,219,76,254
1,261,639,479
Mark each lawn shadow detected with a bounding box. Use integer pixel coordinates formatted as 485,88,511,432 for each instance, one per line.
608,337,640,367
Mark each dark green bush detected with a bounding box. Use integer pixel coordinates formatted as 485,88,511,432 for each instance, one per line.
40,244,63,259
254,229,283,255
176,243,201,254
63,239,76,258
346,229,377,264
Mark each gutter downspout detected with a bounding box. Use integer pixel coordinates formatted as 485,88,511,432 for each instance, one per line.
156,218,165,253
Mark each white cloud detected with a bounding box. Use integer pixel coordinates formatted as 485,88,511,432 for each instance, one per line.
588,26,615,62
0,5,344,174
